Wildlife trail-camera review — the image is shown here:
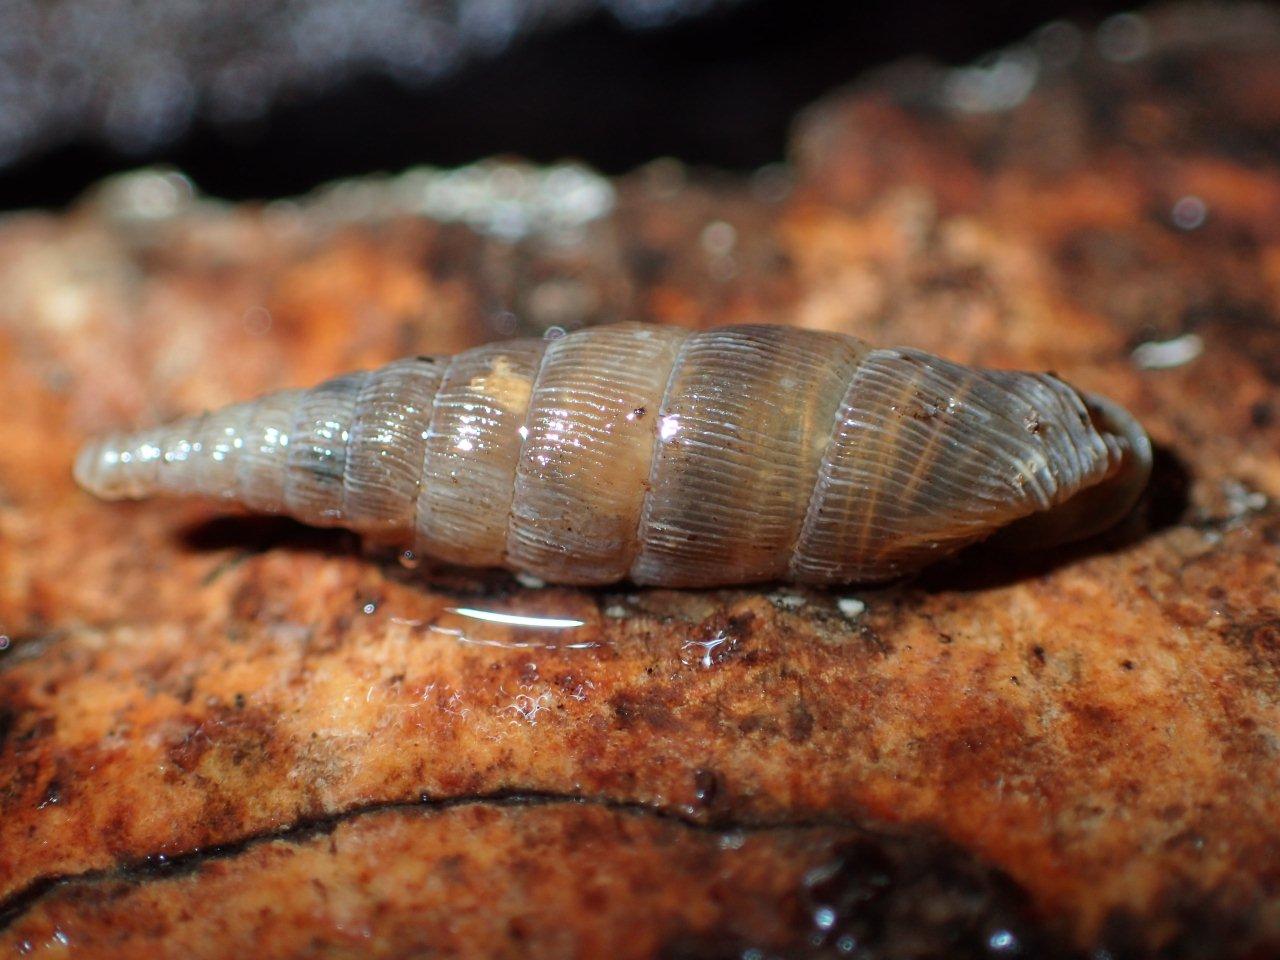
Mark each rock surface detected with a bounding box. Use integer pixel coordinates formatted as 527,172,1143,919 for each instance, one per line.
2,5,1280,957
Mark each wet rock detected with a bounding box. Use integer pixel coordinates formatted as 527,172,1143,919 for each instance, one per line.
2,4,1280,956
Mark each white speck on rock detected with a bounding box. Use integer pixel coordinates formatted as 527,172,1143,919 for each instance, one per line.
837,597,867,620
1132,333,1203,370
770,590,806,612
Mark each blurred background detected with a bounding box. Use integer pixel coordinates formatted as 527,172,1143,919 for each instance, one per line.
0,0,1154,211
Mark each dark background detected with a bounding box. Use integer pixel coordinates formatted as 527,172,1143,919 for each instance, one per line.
1,0,1152,211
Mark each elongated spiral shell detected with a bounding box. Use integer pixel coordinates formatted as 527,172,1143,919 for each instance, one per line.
74,323,1152,586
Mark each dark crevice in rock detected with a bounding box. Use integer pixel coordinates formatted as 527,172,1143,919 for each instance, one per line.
0,788,1045,954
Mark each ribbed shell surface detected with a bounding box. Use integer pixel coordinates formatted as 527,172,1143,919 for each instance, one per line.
791,349,1122,583
73,322,1145,587
343,358,445,535
284,373,364,525
237,390,304,513
414,338,547,569
631,326,869,586
508,323,687,584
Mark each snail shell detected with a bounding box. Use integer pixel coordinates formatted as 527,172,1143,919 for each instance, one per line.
74,323,1152,587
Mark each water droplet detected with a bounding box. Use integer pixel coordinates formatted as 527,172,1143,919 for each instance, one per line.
37,781,61,809
242,304,273,334
988,928,1020,953
423,603,600,651
450,607,584,630
491,310,519,335
1171,195,1207,230
360,600,378,615
945,48,1039,113
802,840,895,947
398,549,421,570
680,630,732,668
718,830,747,850
693,768,719,806
700,219,737,256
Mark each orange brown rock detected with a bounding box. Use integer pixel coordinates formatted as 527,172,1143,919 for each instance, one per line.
2,5,1280,957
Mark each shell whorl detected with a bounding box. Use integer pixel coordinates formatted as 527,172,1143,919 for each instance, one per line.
73,323,1151,587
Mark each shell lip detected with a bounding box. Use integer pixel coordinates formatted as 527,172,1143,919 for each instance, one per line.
995,390,1152,551
1081,390,1153,515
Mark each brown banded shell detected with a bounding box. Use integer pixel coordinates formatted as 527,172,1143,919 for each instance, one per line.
73,322,1152,587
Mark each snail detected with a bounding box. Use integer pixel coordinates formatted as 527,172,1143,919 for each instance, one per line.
74,323,1151,586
